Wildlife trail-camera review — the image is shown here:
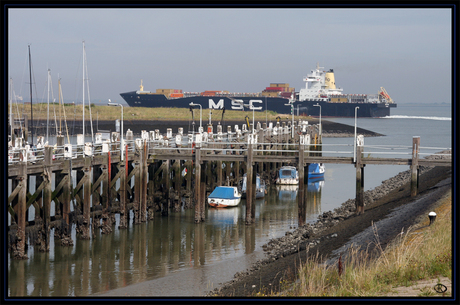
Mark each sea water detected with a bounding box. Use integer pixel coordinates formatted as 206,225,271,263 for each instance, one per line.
7,103,452,297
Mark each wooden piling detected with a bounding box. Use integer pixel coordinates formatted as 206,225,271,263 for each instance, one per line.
118,161,128,229
245,140,254,225
355,135,364,215
140,140,148,222
12,162,28,259
59,158,73,245
298,138,306,226
41,147,53,251
194,146,202,223
133,144,141,223
101,152,112,234
81,156,92,238
411,136,420,197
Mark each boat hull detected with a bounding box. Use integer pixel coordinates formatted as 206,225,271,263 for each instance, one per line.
120,91,395,118
207,198,241,208
207,186,242,208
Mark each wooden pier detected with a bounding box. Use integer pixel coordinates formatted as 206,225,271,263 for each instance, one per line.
7,120,451,259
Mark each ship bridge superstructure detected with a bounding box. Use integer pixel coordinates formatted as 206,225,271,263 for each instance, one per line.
298,63,343,101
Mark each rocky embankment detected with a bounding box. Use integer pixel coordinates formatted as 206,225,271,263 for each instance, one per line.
208,150,451,296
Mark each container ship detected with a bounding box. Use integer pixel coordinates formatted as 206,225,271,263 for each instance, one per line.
119,64,396,118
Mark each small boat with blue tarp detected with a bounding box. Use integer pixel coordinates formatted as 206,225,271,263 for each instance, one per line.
207,186,242,208
276,164,325,185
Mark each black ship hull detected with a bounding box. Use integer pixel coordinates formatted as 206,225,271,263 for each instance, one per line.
120,91,396,118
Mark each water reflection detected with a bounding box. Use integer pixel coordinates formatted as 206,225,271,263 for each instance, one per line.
8,180,324,297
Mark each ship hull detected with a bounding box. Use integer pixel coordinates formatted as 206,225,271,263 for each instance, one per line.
120,91,395,118
296,100,396,118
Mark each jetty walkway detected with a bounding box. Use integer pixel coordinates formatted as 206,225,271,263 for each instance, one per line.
7,120,451,259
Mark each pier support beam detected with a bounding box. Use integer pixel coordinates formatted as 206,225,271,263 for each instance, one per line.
118,162,128,229
101,152,112,234
40,146,53,252
140,140,148,222
59,158,73,246
133,145,141,224
81,156,92,239
411,136,420,197
245,139,254,225
298,136,308,226
11,162,28,259
355,135,364,215
147,160,156,220
194,146,202,223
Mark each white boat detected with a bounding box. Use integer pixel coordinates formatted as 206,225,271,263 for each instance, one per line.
276,164,325,185
238,174,266,199
207,186,242,208
276,166,299,185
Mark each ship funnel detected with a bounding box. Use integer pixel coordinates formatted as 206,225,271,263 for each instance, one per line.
139,79,144,91
325,70,336,90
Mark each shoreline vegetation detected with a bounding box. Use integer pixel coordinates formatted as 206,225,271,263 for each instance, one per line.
9,104,384,138
276,189,452,297
10,103,304,122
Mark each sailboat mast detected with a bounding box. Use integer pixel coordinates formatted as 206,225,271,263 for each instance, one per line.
59,77,62,135
9,78,13,144
47,69,50,143
82,41,85,138
29,44,33,145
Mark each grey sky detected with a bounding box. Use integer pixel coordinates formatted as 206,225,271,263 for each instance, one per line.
7,7,452,106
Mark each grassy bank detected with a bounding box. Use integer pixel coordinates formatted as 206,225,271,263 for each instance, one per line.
269,190,452,297
8,103,304,122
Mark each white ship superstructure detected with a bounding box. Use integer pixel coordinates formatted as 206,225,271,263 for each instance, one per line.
298,63,343,101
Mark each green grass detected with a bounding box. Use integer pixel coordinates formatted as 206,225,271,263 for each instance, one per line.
271,191,452,297
9,103,308,122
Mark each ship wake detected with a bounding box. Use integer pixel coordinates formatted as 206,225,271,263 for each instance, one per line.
383,115,451,121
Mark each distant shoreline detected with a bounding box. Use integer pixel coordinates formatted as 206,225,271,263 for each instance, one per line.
24,118,384,138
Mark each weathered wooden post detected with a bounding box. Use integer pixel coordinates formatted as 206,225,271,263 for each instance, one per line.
147,159,157,220
11,160,28,259
246,136,254,225
217,159,223,186
41,146,53,251
140,139,148,222
119,160,127,229
411,136,420,197
194,143,202,223
101,151,112,234
186,160,192,193
59,158,73,245
298,134,306,226
133,139,142,223
200,161,207,221
162,159,170,216
81,155,92,238
355,135,364,215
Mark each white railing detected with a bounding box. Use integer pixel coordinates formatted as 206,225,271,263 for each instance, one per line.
7,132,451,165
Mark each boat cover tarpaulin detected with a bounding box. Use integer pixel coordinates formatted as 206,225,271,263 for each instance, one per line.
279,169,297,179
308,163,321,173
208,187,239,200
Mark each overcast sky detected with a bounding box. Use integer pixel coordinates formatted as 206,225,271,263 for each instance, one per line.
6,6,453,106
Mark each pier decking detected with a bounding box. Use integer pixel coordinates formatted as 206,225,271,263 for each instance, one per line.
7,120,451,259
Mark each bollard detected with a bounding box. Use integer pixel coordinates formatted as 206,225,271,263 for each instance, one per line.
429,212,437,225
